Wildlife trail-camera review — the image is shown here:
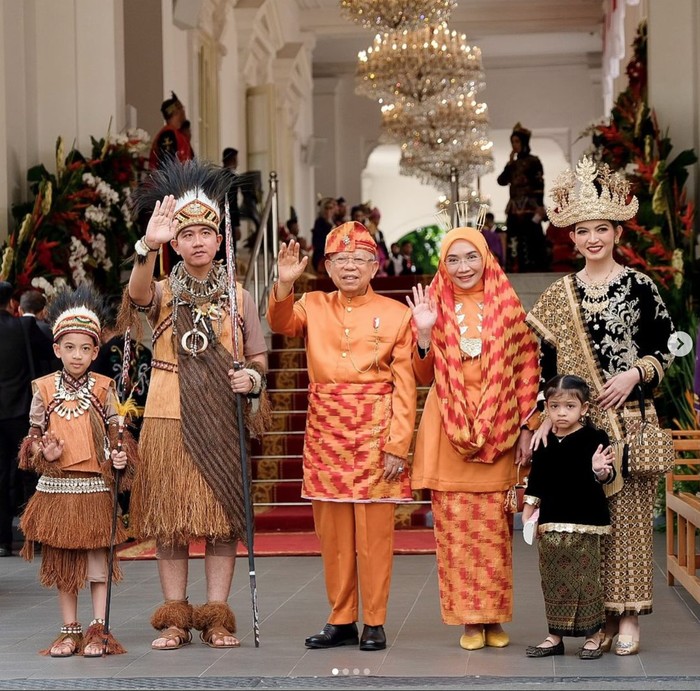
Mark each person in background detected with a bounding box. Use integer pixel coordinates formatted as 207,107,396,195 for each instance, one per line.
497,122,548,272
267,222,416,652
148,92,195,275
526,156,675,657
333,197,348,227
149,92,193,171
19,290,60,374
0,282,55,557
482,212,505,268
523,375,615,660
407,226,539,651
311,197,337,276
181,119,192,144
386,242,404,277
366,207,389,277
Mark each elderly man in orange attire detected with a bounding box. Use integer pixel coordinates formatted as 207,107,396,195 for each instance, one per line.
267,222,416,652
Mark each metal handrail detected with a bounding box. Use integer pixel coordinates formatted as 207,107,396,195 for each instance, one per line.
243,171,279,315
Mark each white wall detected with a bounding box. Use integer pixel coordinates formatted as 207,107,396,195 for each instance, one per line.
319,55,603,244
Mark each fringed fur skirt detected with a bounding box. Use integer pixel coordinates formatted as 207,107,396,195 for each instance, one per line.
130,417,237,546
19,474,125,594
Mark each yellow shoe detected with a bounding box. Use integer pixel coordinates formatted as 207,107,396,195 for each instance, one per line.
614,634,639,656
485,629,510,648
459,630,485,650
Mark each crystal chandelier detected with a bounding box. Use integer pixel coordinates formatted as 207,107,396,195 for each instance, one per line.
399,138,494,189
380,97,490,146
339,0,457,32
356,24,485,111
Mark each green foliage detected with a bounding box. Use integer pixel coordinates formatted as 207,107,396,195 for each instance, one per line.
397,224,444,276
584,19,698,432
0,128,150,297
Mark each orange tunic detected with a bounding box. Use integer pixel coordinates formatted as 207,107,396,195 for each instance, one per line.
411,290,522,492
267,286,416,502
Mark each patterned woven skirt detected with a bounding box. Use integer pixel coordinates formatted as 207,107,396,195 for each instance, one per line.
601,474,657,616
432,490,513,625
538,531,604,637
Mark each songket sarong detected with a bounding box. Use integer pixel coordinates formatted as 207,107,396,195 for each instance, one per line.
432,490,512,624
538,532,604,637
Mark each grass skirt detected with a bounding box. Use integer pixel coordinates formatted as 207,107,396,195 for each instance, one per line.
130,417,237,546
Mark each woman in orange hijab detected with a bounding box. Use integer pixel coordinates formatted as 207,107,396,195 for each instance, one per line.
407,226,540,650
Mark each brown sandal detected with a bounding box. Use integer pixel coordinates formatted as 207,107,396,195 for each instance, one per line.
43,623,83,657
200,626,240,649
151,626,192,651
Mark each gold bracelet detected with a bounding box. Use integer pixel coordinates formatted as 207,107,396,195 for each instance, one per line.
633,358,655,384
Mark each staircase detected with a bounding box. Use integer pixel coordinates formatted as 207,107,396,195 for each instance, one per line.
250,271,564,532
251,274,432,532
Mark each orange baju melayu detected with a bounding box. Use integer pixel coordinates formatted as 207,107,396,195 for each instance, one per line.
411,227,539,627
267,285,416,625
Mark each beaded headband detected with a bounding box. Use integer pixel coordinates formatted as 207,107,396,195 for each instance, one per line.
547,156,639,228
173,189,221,236
52,307,101,344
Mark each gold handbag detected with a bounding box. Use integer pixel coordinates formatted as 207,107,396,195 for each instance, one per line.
621,385,674,478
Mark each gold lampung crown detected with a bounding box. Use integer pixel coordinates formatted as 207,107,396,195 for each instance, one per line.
547,156,639,228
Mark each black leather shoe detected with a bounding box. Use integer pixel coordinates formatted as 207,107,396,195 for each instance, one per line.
360,625,386,651
305,623,359,649
0,546,11,557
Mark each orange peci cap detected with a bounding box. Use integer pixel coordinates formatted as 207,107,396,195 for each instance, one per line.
324,221,377,256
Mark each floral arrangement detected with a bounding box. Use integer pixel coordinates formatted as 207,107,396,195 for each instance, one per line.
582,19,698,431
0,127,150,297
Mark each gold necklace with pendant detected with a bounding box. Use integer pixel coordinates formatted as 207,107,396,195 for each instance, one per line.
580,264,617,315
455,300,483,359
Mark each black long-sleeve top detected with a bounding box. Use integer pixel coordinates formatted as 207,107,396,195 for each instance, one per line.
525,425,613,534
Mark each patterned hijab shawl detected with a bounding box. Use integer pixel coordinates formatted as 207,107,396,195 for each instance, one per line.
427,227,539,462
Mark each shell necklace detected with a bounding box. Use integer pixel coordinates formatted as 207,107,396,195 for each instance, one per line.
580,264,617,315
455,299,483,359
53,371,96,420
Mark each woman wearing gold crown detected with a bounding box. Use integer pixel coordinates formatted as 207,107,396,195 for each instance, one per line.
121,157,270,651
526,156,675,656
407,224,540,651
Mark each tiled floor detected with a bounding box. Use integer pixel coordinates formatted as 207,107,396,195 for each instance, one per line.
0,530,699,690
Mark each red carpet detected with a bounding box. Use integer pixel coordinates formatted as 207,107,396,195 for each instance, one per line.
117,529,436,560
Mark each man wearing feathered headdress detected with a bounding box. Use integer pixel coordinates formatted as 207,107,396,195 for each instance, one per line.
121,157,270,651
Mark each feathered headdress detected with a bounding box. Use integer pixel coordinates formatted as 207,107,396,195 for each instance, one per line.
47,283,106,344
131,157,234,236
547,156,639,228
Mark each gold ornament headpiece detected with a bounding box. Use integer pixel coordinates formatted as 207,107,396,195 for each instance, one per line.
173,189,220,236
547,156,639,228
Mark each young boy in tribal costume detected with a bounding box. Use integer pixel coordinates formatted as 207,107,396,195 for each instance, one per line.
267,223,416,652
121,158,269,651
18,285,138,657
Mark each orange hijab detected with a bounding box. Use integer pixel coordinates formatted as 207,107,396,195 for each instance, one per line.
428,227,539,462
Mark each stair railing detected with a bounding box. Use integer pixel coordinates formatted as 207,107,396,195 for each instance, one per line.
243,171,279,315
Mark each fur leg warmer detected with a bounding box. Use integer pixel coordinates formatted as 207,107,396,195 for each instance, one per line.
192,601,236,633
150,599,194,632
